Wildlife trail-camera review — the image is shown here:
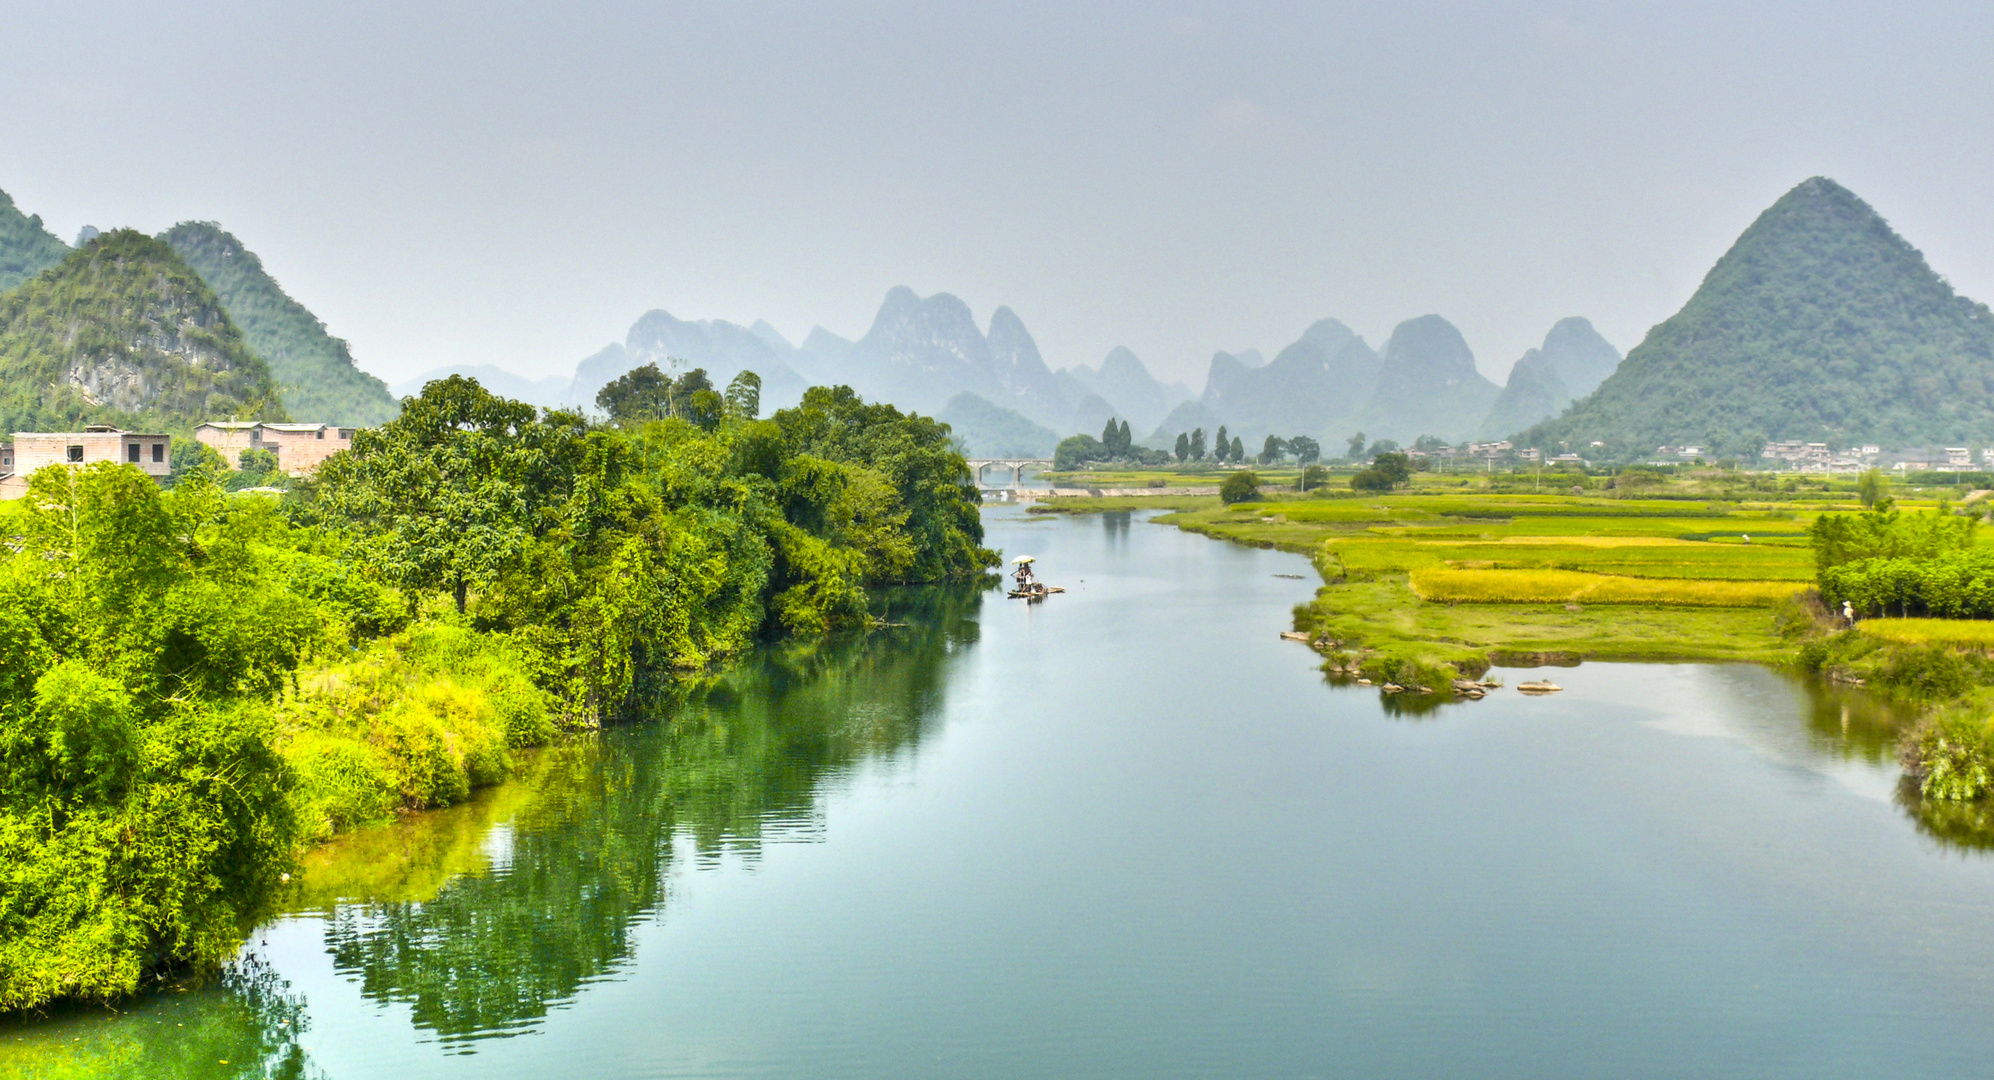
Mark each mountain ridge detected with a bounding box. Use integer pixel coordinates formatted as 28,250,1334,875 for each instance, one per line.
1526,177,1994,457
161,222,398,426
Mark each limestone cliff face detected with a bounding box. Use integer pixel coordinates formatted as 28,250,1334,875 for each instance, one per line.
0,230,283,429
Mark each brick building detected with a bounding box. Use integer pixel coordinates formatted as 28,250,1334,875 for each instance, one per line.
0,426,172,499
194,421,357,475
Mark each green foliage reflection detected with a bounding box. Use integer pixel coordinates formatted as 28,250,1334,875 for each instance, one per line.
307,582,985,1045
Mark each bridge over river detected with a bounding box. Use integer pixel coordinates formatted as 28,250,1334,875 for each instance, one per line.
965,458,1052,484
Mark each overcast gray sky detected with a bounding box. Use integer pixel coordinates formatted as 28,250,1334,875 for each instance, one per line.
4,1,1991,389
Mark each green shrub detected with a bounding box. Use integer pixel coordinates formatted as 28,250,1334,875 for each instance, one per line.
1350,468,1392,491
287,733,395,840
1906,707,1994,801
1220,470,1261,504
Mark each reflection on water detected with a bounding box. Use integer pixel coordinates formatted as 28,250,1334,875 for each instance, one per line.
303,582,986,1048
0,957,314,1080
0,583,985,1073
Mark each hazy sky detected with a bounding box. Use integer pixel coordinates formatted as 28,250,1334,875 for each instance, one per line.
4,1,1991,390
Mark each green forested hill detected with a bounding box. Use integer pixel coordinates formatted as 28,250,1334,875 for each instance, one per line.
163,222,398,425
0,230,286,432
1526,177,1994,458
0,188,69,293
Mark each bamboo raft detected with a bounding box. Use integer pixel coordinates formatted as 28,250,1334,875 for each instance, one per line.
1007,555,1063,600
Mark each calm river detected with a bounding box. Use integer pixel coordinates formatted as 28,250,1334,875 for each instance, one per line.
10,505,1994,1079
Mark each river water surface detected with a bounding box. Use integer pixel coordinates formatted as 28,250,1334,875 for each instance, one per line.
11,505,1994,1079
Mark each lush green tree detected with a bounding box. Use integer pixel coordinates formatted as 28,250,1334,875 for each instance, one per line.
1372,451,1413,485
1298,464,1331,491
0,464,319,1010
1858,467,1887,509
1350,468,1392,491
1351,452,1413,492
1810,503,1975,572
231,447,284,491
1288,435,1321,464
724,370,762,420
1259,435,1287,464
1101,417,1120,450
595,363,720,428
1230,435,1244,462
1118,419,1132,453
1055,434,1104,471
1189,428,1206,461
766,385,996,588
306,376,546,615
1174,432,1189,462
1220,470,1261,504
1345,432,1367,460
1213,426,1230,463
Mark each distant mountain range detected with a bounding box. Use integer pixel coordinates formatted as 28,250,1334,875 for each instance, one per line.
1144,314,1616,450
15,174,1986,461
1479,318,1621,440
401,286,1197,456
1526,177,1994,458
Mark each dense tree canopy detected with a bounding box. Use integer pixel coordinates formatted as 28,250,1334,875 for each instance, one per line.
1,373,996,1012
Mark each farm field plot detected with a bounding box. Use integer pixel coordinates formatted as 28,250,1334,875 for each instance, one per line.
1858,618,1994,647
1328,535,1815,580
1408,567,1809,606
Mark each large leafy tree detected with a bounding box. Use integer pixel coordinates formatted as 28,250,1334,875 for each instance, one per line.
307,375,556,614
0,464,320,1009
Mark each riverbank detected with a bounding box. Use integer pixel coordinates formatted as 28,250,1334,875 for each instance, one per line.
1036,482,1837,686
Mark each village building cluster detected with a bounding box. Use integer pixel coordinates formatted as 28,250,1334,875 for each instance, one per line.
0,420,357,500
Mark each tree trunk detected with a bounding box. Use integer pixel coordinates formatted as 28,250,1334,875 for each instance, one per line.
454,576,468,615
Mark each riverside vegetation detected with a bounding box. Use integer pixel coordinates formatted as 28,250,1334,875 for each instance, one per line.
0,370,995,1012
1035,464,1994,835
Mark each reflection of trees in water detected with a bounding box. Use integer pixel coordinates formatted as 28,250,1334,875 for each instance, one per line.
317,581,986,1047
1798,681,1913,764
0,956,317,1080
1898,777,1994,853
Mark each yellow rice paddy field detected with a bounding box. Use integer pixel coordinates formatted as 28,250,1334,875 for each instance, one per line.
1408,567,1809,607
1857,618,1994,647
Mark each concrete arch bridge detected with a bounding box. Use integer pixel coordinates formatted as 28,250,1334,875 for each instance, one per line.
966,458,1052,484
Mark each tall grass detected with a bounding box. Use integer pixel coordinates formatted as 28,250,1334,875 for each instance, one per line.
1859,618,1994,647
1409,567,1806,607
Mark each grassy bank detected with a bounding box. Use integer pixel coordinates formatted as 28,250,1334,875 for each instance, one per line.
1036,478,1835,686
